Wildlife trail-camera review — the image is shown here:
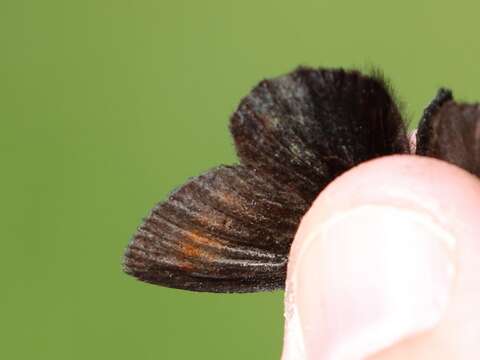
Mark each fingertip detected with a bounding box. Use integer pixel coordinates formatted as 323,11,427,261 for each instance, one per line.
282,155,480,360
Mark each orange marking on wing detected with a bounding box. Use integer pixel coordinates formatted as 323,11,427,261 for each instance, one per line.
177,260,194,272
188,231,223,249
179,231,222,266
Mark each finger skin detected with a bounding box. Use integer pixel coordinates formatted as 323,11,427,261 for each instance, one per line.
283,155,480,359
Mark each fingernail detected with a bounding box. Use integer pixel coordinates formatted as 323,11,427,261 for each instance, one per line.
283,205,456,360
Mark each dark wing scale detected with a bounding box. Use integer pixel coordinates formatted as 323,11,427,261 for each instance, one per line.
416,90,480,176
230,67,410,203
123,165,308,293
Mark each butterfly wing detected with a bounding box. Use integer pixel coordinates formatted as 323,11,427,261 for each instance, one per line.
416,90,480,176
230,67,410,202
124,165,308,292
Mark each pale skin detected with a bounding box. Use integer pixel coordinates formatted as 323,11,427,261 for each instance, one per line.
281,155,480,360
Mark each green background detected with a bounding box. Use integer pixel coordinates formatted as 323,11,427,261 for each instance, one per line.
2,1,479,359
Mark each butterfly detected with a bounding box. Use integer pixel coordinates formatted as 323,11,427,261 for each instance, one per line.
123,66,479,293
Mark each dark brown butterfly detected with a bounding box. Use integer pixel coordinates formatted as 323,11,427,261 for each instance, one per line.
123,67,479,293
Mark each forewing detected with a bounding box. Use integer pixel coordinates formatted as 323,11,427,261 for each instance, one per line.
123,165,308,293
416,90,480,176
230,67,410,202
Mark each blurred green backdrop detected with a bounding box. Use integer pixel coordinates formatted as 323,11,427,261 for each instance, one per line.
2,0,480,359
